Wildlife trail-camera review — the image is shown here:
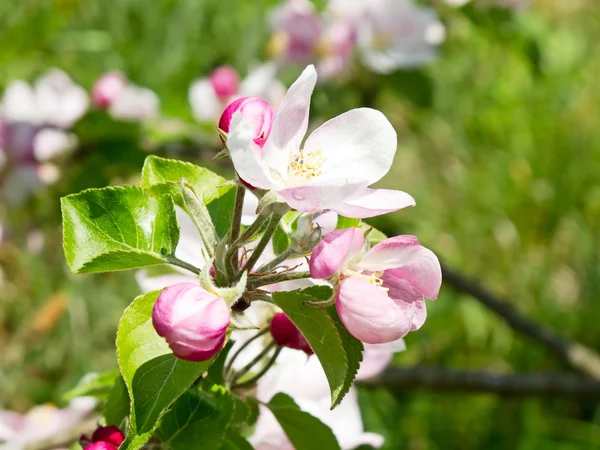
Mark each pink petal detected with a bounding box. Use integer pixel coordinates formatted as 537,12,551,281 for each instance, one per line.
336,278,413,344
310,228,364,279
332,188,415,219
382,271,427,330
360,235,442,299
262,65,317,177
277,181,364,214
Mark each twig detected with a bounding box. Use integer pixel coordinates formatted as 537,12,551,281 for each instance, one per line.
165,255,201,275
358,366,600,397
442,265,600,380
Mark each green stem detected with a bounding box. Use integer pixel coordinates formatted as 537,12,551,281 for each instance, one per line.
229,185,246,272
232,346,283,390
165,256,201,275
231,341,277,385
247,271,311,289
224,327,269,377
239,212,283,277
255,246,297,274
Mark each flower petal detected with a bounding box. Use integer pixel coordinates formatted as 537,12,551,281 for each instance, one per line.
359,235,442,299
310,228,364,279
227,111,277,189
277,181,364,213
261,65,317,177
357,338,406,380
337,277,413,344
303,108,397,185
382,271,427,330
332,188,415,219
189,78,221,122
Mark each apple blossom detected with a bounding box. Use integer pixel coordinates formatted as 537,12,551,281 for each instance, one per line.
0,397,96,450
152,282,230,361
310,228,442,343
226,65,415,218
356,0,446,73
250,338,405,449
189,63,285,124
80,425,125,448
270,312,313,354
219,97,274,148
92,72,127,108
109,84,159,122
84,443,118,450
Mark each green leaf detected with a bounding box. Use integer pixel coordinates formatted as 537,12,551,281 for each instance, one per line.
140,156,235,239
117,291,216,450
157,385,234,449
272,288,363,408
272,225,291,255
336,216,360,229
181,181,217,256
104,375,130,428
61,186,179,273
62,369,119,402
266,393,341,450
220,433,253,450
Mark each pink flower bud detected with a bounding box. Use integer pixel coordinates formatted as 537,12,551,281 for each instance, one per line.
152,283,230,362
209,66,240,100
270,312,313,355
92,72,127,108
91,425,125,446
219,97,274,148
84,442,118,450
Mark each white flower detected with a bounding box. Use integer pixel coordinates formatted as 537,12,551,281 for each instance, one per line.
227,65,415,218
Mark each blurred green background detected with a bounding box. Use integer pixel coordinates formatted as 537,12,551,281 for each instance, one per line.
1,0,600,448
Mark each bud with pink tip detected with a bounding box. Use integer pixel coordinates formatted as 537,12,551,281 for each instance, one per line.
84,442,119,450
92,72,127,108
91,425,125,446
152,282,230,362
270,312,313,355
219,97,274,148
209,66,240,100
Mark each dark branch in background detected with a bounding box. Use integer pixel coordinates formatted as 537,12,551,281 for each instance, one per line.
442,265,600,380
358,367,600,397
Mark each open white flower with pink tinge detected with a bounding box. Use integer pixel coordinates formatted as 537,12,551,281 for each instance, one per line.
310,228,442,343
227,65,415,218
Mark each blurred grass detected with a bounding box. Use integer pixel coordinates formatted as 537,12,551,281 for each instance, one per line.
1,0,600,448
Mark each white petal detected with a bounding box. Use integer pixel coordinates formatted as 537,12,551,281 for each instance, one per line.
227,111,277,189
189,78,221,122
2,81,41,124
110,85,159,122
241,190,259,226
304,108,397,185
332,188,415,219
261,65,317,178
33,129,77,162
239,62,277,98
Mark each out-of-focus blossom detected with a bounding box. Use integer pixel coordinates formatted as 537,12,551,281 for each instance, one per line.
219,97,274,148
250,340,405,449
92,72,128,108
189,63,285,124
0,397,97,450
269,0,356,81
92,71,159,122
356,0,445,73
152,282,230,362
32,128,77,162
310,228,442,344
227,65,415,218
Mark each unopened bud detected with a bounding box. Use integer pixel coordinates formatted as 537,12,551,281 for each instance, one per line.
290,214,322,254
91,425,125,447
92,72,127,108
84,442,118,450
219,97,274,148
270,313,313,355
210,66,240,100
152,283,230,362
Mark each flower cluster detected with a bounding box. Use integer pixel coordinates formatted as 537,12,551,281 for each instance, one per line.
268,0,445,79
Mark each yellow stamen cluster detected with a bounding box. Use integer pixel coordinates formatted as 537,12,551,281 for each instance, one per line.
289,149,326,180
368,270,385,288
